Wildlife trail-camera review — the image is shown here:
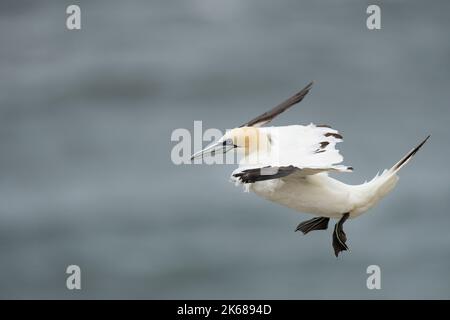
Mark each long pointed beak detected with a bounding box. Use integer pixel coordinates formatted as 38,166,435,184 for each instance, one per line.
191,141,228,161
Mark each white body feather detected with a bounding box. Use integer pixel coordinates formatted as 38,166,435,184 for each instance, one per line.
249,171,398,219
235,124,350,173
232,124,411,219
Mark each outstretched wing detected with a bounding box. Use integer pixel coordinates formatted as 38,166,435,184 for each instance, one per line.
240,81,314,128
232,124,353,184
232,166,348,184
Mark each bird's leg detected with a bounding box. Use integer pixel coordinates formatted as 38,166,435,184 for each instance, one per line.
296,217,330,234
332,213,350,257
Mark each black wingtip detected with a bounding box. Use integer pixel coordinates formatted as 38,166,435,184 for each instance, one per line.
290,81,314,105
411,134,431,156
292,81,314,100
306,80,314,88
240,80,316,127
302,81,314,94
393,135,430,171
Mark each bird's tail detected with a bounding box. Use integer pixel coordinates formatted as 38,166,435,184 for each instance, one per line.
350,135,430,215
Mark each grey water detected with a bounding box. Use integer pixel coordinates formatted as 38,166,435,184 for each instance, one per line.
0,0,449,299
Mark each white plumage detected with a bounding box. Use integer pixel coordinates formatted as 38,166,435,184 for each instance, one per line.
233,124,350,175
191,81,429,256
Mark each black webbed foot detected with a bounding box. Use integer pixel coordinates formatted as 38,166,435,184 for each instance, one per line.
296,217,330,234
332,213,350,257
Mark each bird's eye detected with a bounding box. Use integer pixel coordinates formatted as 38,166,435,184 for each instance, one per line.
223,139,234,146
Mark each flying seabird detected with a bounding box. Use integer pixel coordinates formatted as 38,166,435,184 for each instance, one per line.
191,81,429,256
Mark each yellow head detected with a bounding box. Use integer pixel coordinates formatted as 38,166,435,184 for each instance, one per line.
225,127,270,156
190,126,271,160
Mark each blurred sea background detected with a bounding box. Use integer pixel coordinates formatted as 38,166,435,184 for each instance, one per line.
0,0,449,299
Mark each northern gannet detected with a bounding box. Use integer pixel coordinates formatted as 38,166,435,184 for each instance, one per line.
191,81,429,256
